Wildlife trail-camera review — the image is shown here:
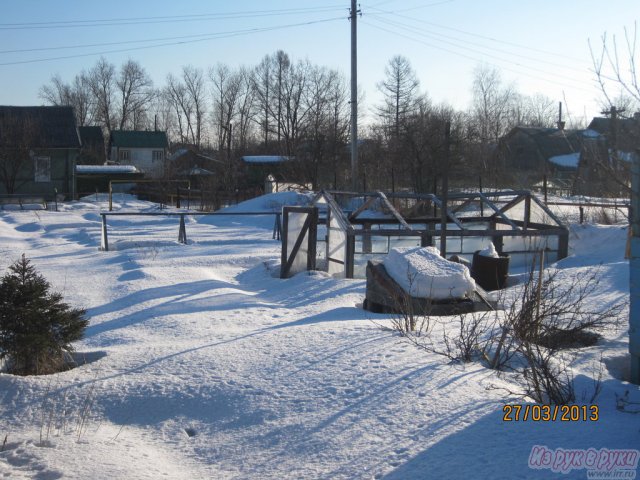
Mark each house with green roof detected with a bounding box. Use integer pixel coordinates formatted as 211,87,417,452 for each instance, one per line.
109,130,169,179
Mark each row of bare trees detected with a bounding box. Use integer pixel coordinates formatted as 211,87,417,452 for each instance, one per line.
38,35,636,193
366,56,561,192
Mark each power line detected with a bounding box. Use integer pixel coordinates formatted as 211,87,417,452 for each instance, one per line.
361,18,598,94
0,17,345,66
366,13,591,76
367,5,588,64
0,6,346,30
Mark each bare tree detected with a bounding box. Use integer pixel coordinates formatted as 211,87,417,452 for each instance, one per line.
376,55,421,140
115,59,154,130
182,66,207,148
512,93,557,128
376,55,422,190
147,89,177,137
470,65,518,144
164,73,192,144
210,63,241,152
234,66,257,152
87,57,117,135
251,54,273,147
39,73,93,127
590,22,640,108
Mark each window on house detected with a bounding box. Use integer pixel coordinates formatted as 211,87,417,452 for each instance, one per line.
119,149,130,161
34,156,51,182
152,150,164,161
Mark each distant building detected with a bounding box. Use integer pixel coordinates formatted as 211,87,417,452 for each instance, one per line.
169,146,224,189
496,123,633,196
109,130,169,179
495,126,585,184
240,155,296,192
0,105,80,198
78,126,106,165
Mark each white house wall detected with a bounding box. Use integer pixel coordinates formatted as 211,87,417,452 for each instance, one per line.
112,147,165,179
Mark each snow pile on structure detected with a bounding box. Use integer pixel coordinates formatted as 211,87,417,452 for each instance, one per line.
478,243,500,258
383,246,476,300
222,191,313,213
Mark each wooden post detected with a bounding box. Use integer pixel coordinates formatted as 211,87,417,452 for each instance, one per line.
363,222,372,254
273,213,282,240
178,214,187,244
346,233,356,279
100,215,109,251
307,209,318,272
109,181,113,212
479,175,484,217
176,187,181,209
439,122,451,258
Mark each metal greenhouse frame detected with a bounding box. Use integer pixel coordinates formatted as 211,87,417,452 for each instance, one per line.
304,190,569,279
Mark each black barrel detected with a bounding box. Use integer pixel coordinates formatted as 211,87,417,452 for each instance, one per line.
471,251,510,291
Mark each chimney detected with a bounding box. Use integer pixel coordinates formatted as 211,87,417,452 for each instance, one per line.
557,102,565,130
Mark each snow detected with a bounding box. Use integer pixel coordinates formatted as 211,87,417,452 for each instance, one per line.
241,155,291,164
76,165,140,174
222,191,313,213
582,129,602,138
383,246,476,299
548,152,580,168
478,243,500,258
0,192,637,479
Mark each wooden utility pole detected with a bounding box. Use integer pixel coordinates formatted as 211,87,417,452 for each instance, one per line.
602,106,626,163
350,0,360,191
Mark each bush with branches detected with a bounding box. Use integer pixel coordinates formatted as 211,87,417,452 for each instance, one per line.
0,255,88,375
391,252,622,404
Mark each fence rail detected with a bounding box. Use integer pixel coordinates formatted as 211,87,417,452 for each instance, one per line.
99,211,282,252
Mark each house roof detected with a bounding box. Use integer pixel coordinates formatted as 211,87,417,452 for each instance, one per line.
110,130,168,149
169,148,222,165
588,116,639,135
501,126,592,170
0,105,80,148
78,126,104,146
587,115,639,151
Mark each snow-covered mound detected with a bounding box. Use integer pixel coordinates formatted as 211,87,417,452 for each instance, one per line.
222,191,314,213
383,246,476,299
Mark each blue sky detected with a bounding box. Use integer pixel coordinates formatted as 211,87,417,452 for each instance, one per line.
0,0,637,124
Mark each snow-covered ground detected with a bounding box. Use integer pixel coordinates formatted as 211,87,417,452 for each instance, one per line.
0,193,637,479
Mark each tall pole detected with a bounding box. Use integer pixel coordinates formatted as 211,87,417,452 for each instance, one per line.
439,122,451,258
350,0,359,191
630,148,640,384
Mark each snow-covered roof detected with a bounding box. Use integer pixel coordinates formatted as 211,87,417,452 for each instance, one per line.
76,165,140,174
582,129,602,138
242,155,292,164
184,166,215,176
548,152,580,168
